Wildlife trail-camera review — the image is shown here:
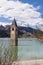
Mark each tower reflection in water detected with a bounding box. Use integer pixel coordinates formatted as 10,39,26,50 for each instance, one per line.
10,41,18,61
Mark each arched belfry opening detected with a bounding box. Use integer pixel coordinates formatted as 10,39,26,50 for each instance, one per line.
10,18,18,46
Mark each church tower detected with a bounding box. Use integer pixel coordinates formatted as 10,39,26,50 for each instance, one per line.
10,18,18,46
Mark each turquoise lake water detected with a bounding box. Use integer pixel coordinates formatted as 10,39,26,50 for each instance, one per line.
0,38,43,60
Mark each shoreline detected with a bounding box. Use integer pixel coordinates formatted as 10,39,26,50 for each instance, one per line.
12,59,43,65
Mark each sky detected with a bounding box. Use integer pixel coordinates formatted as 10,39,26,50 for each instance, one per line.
0,0,43,30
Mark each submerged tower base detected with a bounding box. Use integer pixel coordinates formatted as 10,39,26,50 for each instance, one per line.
10,39,18,46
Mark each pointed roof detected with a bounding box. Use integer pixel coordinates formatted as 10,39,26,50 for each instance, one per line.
12,18,17,27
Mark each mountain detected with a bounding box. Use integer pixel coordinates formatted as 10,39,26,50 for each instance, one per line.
0,25,10,37
0,25,43,40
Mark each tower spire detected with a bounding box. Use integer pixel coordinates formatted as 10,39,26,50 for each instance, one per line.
12,18,17,26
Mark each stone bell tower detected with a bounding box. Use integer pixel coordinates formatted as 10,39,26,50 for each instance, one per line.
10,18,18,46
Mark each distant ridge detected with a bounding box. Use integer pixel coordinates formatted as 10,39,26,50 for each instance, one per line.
0,25,43,40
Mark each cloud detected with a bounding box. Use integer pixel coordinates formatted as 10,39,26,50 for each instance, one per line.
36,23,43,31
0,0,43,27
0,22,11,26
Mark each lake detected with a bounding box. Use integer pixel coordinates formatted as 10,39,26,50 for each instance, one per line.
0,37,43,61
